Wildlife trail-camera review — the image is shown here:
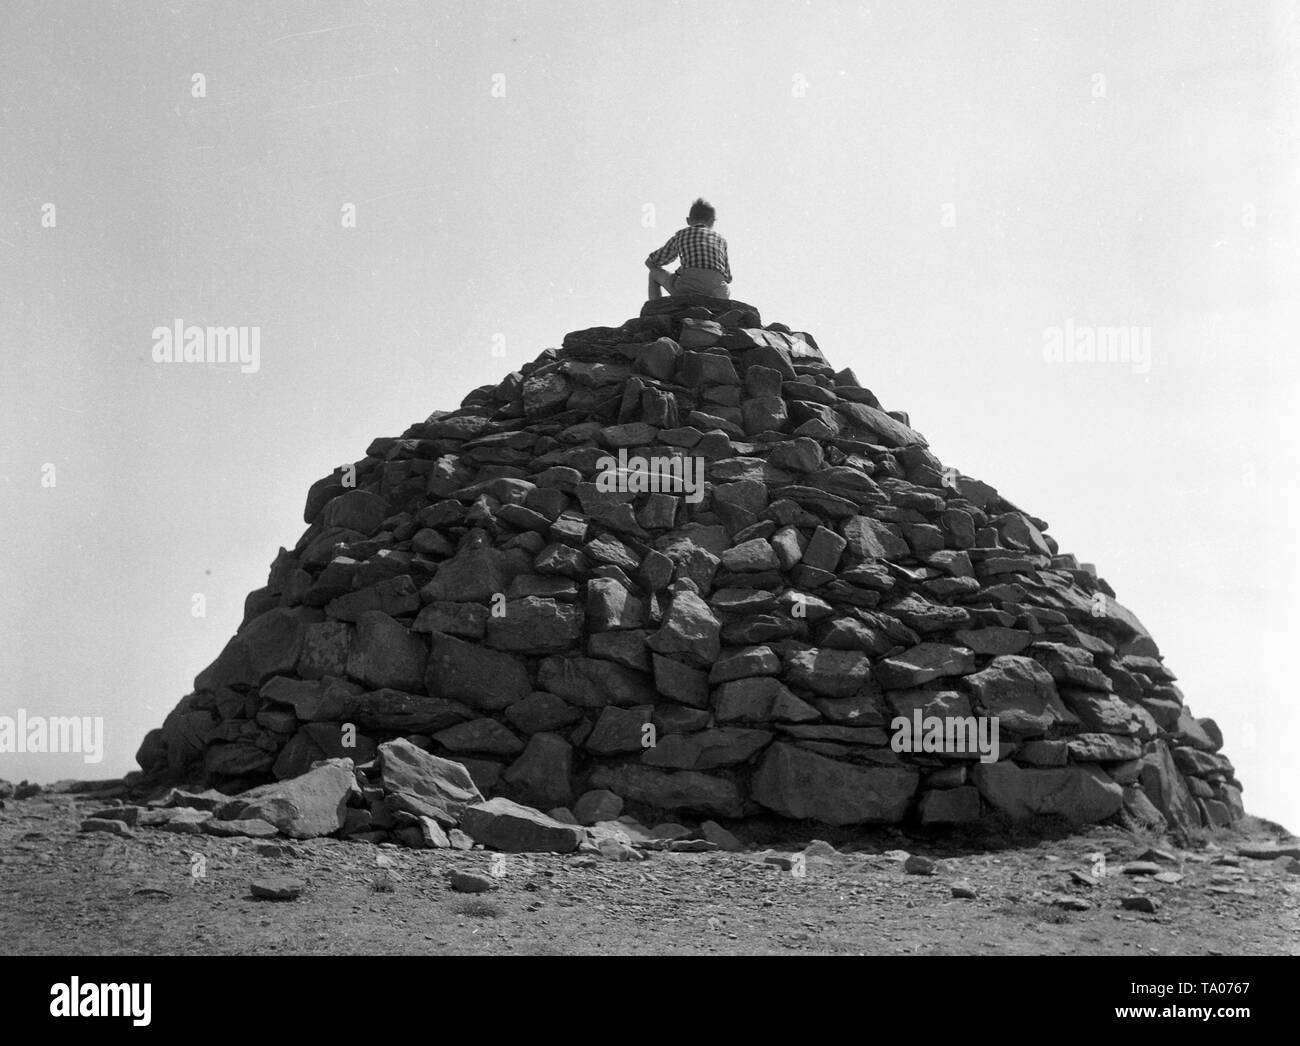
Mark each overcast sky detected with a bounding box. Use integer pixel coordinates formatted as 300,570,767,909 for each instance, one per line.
1,0,1296,828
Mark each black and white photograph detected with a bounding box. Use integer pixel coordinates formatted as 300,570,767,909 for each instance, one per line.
1,0,1295,1023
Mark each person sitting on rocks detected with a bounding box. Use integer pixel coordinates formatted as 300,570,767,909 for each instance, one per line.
645,198,732,301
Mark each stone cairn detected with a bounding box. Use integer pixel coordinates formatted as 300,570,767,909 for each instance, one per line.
136,294,1242,851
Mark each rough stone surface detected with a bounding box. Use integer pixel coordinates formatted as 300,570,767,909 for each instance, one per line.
229,759,358,839
971,763,1123,824
376,738,484,822
250,876,305,901
346,612,427,692
966,656,1074,736
751,743,918,825
459,797,586,853
142,301,1237,838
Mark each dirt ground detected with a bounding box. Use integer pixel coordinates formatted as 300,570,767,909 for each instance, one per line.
1,790,1296,956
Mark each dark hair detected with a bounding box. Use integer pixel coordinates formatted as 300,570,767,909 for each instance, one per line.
688,198,716,224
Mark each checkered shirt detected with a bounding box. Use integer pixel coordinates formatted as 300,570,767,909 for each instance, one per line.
646,225,731,283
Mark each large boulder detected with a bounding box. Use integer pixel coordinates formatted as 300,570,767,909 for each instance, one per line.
783,648,872,697
751,743,918,824
485,597,582,652
713,677,819,724
426,633,532,710
459,797,585,853
227,758,359,839
273,723,376,779
320,489,387,534
1138,740,1201,833
641,727,773,771
588,765,744,818
646,589,722,665
343,687,474,733
503,733,574,808
538,656,657,708
346,612,427,692
970,762,1122,823
196,607,309,690
875,643,975,689
965,656,1075,736
423,548,532,603
376,738,483,822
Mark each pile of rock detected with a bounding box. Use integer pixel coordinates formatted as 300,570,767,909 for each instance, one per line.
91,740,729,855
137,293,1242,841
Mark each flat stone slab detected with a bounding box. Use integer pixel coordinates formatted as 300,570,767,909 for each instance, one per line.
250,877,304,901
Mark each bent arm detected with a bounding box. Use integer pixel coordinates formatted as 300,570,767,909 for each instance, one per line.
645,232,680,269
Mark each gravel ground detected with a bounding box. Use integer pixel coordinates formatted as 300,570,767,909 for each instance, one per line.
2,792,1296,955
